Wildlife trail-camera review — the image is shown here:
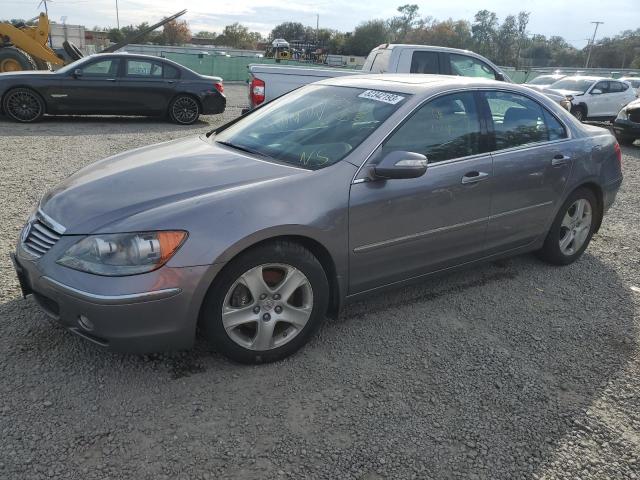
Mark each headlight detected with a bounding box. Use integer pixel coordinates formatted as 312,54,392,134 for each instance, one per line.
560,98,572,111
616,108,629,120
57,231,187,276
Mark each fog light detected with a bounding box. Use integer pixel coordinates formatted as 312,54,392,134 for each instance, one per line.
78,314,94,331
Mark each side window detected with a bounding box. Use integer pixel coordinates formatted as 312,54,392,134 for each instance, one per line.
163,64,180,79
593,81,609,93
483,91,564,150
81,59,119,77
126,60,162,77
410,51,439,74
609,81,623,93
381,92,482,163
620,82,629,91
449,54,496,80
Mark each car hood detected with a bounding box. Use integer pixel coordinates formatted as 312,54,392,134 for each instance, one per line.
547,88,583,97
40,136,305,234
624,98,640,110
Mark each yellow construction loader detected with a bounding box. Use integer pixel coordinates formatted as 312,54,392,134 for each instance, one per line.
0,9,187,73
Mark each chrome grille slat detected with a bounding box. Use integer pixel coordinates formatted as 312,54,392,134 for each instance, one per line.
22,214,65,259
32,222,60,241
25,241,47,254
30,230,56,245
28,236,52,250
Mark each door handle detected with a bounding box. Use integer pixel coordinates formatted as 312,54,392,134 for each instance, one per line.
461,171,489,184
551,154,571,166
167,80,176,84
106,78,116,82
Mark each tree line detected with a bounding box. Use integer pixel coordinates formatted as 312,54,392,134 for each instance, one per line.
4,6,639,69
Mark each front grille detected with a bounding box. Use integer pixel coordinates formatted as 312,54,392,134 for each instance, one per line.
629,110,640,123
22,216,62,258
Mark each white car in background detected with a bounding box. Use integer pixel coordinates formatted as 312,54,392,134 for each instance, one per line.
619,76,640,95
525,73,566,91
547,76,637,121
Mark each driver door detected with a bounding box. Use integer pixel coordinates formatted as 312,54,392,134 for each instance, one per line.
348,91,493,294
53,58,123,114
587,81,612,117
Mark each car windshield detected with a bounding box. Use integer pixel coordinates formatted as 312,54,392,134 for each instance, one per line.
213,85,408,170
549,78,595,93
528,76,558,85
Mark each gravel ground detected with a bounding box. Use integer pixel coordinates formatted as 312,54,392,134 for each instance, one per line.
1,85,639,480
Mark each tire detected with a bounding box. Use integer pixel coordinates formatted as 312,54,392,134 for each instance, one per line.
536,187,600,266
0,47,36,72
2,87,45,123
168,94,201,125
62,41,83,61
571,105,586,122
616,135,635,146
200,241,329,364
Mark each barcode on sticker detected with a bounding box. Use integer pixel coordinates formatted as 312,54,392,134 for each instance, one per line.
358,90,405,105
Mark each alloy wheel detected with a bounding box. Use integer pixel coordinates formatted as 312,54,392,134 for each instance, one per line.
6,91,41,122
171,96,199,124
559,198,592,256
221,263,314,351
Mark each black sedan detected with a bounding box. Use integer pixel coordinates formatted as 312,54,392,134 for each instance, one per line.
614,98,640,146
0,53,226,124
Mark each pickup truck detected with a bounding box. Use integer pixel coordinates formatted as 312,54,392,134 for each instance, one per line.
247,44,570,110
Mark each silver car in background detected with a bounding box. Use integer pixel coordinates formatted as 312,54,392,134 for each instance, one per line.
12,75,623,363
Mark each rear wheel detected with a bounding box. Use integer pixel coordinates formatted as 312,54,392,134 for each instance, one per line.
536,187,599,265
2,88,45,122
168,95,200,125
200,241,329,364
0,47,36,73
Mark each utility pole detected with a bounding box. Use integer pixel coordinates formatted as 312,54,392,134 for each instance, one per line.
316,14,319,43
585,21,603,68
116,0,120,29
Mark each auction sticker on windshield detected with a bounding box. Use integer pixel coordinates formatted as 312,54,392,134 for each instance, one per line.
358,90,405,105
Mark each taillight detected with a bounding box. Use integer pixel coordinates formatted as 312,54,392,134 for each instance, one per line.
614,142,622,169
249,77,265,107
214,82,224,94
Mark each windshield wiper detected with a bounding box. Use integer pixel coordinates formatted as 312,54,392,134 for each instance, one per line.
215,140,273,159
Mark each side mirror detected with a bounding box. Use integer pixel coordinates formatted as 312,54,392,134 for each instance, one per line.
374,151,428,180
72,69,83,78
495,72,506,82
591,88,602,95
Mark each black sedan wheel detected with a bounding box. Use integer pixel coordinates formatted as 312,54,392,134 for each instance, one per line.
169,95,200,125
3,88,45,122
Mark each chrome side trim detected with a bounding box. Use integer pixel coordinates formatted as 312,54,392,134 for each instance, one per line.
352,200,553,253
489,201,553,220
353,217,487,253
41,277,181,305
37,209,66,235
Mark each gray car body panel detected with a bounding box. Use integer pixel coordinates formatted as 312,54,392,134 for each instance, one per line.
15,75,622,352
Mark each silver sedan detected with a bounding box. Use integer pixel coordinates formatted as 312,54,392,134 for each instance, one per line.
12,75,623,363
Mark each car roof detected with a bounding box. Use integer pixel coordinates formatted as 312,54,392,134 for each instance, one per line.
561,75,614,81
318,74,542,96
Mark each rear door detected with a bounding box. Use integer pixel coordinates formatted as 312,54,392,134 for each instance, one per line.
349,91,493,293
479,90,573,254
52,57,122,114
116,59,178,115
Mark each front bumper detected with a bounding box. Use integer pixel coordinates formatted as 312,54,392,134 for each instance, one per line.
11,246,221,353
613,118,640,138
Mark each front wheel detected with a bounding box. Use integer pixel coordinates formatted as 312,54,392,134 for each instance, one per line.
571,106,586,122
536,188,599,265
168,95,200,125
200,241,329,364
2,88,45,122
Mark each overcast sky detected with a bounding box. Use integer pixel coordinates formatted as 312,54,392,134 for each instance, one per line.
3,0,639,48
